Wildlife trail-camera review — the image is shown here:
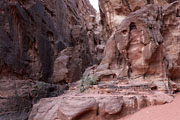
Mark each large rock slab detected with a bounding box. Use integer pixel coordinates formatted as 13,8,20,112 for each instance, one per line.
29,90,173,120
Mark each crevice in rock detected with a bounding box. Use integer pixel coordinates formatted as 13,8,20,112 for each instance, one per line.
124,0,132,12
129,22,137,31
147,0,151,4
176,9,180,17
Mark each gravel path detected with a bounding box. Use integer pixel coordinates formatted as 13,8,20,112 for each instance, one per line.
120,93,180,120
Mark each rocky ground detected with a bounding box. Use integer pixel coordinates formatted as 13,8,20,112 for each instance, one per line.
120,93,180,120
1,0,180,120
28,80,175,120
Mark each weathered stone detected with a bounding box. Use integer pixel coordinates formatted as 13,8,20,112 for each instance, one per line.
3,0,180,120
0,0,101,119
98,97,123,115
29,89,174,120
29,96,98,120
32,1,180,120
0,0,100,82
94,4,165,81
0,79,67,120
99,0,170,39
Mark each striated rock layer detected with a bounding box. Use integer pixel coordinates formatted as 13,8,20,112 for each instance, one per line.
29,1,180,120
29,82,174,120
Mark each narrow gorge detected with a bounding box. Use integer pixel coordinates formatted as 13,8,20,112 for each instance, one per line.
1,0,180,120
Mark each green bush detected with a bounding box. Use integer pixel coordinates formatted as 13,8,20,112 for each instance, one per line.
79,75,97,93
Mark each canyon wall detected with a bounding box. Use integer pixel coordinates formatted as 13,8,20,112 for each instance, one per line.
29,1,180,120
0,0,98,82
99,0,176,39
0,0,100,120
2,0,180,120
97,0,180,83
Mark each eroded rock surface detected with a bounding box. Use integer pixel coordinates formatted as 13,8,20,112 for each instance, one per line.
29,1,180,120
0,0,100,82
0,0,101,119
2,0,180,120
92,1,180,92
99,0,176,39
0,79,67,120
29,83,174,120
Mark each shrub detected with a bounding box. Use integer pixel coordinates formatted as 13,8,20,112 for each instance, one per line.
79,75,97,93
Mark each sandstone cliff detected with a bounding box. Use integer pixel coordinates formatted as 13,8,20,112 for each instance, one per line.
99,0,176,39
0,0,98,82
0,0,100,119
1,0,180,120
29,0,180,120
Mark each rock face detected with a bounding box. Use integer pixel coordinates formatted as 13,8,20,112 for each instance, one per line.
0,0,98,82
3,0,180,120
98,4,164,80
29,1,180,120
0,79,67,120
95,1,180,92
0,0,100,119
98,0,176,39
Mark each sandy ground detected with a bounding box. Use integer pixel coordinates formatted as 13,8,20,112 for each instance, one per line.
120,93,180,120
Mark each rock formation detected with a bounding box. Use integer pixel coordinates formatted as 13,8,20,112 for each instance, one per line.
29,1,180,120
98,0,173,39
0,79,66,120
29,91,173,120
0,0,101,119
2,0,180,120
0,0,99,82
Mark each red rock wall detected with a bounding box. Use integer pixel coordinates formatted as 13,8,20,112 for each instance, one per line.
0,0,99,119
98,0,174,40
0,0,97,82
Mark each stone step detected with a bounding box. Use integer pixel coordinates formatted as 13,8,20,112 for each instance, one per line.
97,82,156,92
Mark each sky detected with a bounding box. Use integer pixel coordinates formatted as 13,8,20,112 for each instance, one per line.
89,0,99,12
